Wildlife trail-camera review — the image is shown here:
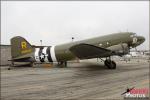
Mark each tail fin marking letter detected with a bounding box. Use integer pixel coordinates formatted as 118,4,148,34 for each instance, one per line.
21,41,27,49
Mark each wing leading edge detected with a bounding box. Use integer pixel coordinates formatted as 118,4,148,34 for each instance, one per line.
69,44,112,59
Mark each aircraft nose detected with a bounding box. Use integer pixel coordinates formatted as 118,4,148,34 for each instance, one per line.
130,34,145,47
137,36,145,44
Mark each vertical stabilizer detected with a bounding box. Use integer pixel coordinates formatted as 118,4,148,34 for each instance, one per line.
11,36,34,59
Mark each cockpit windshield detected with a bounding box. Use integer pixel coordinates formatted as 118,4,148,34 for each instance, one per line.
130,33,137,37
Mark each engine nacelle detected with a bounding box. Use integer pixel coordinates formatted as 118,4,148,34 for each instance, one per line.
107,43,129,56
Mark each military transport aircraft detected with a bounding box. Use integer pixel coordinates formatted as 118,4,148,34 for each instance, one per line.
10,32,145,69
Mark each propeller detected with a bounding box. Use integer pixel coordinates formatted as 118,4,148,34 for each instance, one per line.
121,43,130,61
127,34,138,58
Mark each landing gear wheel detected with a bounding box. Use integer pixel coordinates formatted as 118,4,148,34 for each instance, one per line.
8,67,11,70
8,61,14,70
110,61,116,69
104,59,116,69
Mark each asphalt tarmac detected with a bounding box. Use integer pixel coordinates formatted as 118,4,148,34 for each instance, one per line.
1,58,149,99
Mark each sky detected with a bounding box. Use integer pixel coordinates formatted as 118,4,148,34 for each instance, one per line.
1,1,149,50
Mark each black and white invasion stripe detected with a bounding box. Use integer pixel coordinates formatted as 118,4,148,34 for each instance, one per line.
34,46,57,63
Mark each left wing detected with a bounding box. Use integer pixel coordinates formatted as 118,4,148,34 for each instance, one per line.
69,43,112,59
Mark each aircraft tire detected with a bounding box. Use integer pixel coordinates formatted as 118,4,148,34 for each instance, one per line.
110,61,116,69
8,67,11,70
105,60,116,69
104,60,109,67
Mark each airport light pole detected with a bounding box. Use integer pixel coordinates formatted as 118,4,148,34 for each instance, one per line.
72,37,74,42
40,40,42,46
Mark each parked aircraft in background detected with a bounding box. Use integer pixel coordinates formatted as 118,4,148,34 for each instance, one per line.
9,32,145,69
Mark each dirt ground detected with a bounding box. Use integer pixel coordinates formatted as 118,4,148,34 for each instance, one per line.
1,58,149,99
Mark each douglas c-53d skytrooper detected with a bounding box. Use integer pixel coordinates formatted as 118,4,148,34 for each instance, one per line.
10,32,145,69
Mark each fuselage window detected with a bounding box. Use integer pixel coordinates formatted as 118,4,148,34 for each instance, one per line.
107,42,109,45
99,43,102,46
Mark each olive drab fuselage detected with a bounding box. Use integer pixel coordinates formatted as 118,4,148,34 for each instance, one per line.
33,32,145,63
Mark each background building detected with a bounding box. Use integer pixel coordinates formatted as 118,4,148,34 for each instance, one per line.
0,45,11,66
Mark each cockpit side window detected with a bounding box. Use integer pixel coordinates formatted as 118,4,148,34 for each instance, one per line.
130,33,137,37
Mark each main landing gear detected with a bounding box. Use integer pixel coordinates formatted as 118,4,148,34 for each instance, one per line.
104,58,116,69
